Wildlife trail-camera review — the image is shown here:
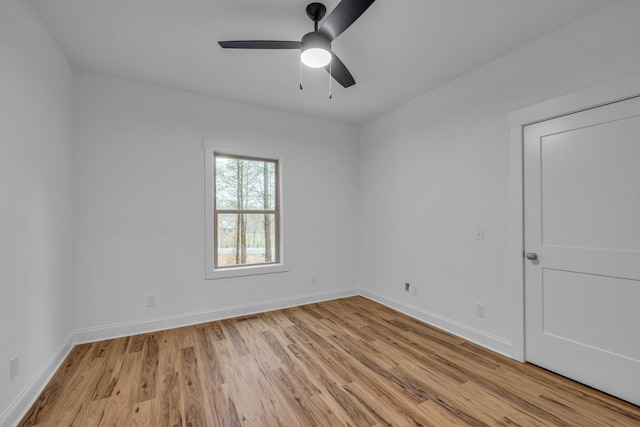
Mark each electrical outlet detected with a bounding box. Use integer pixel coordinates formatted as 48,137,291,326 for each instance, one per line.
311,275,317,285
405,282,410,292
475,303,485,318
412,285,419,296
147,294,157,307
10,355,18,380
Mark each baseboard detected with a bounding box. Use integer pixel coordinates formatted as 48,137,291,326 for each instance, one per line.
0,333,74,427
74,287,359,344
360,289,513,357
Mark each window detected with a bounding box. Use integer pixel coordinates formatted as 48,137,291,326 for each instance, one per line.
214,154,279,267
204,139,287,279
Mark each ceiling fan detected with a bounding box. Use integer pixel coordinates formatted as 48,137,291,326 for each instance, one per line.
218,0,376,89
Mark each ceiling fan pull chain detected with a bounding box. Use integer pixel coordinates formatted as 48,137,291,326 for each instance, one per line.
300,59,303,90
329,62,333,99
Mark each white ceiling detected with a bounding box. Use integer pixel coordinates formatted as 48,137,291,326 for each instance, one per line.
31,0,614,124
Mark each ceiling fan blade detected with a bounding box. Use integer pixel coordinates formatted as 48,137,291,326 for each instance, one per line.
318,0,375,41
326,52,355,88
218,40,302,49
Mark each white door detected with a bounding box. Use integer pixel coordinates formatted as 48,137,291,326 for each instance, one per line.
524,95,640,406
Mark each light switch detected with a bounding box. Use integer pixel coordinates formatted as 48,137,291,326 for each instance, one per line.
474,228,485,241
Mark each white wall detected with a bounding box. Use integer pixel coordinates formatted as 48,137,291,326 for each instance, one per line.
73,70,359,336
357,0,640,355
0,0,74,423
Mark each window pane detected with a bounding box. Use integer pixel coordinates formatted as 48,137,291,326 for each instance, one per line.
216,213,276,267
215,156,276,210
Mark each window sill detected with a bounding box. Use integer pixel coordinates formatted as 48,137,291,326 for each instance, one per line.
205,263,289,280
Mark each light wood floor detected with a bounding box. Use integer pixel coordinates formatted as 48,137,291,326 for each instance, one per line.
19,296,640,426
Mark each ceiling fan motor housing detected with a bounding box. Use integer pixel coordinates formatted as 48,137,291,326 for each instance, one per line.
302,32,331,53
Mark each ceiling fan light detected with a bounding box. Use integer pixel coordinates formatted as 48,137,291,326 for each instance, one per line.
301,48,332,68
301,31,332,68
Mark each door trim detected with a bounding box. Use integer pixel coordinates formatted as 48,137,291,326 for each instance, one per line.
507,71,640,362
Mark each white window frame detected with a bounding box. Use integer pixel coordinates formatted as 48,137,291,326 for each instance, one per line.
204,138,288,280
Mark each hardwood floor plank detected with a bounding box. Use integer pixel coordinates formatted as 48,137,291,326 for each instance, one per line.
128,399,155,426
90,337,128,401
220,320,250,357
259,330,292,367
329,332,431,404
427,351,573,426
265,367,322,426
180,346,212,427
344,372,438,426
47,343,112,425
492,367,637,427
208,321,227,341
194,324,226,385
321,379,377,426
283,339,375,426
341,382,400,427
18,297,640,426
157,368,183,427
127,334,146,353
285,324,356,383
136,334,159,403
418,400,474,427
286,310,335,339
18,344,93,426
365,331,469,386
390,318,500,371
260,330,321,398
105,350,144,425
215,339,277,424
286,342,344,392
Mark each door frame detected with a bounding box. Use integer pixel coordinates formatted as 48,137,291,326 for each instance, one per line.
507,71,640,362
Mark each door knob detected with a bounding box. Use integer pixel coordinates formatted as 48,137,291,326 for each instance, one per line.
525,252,538,260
